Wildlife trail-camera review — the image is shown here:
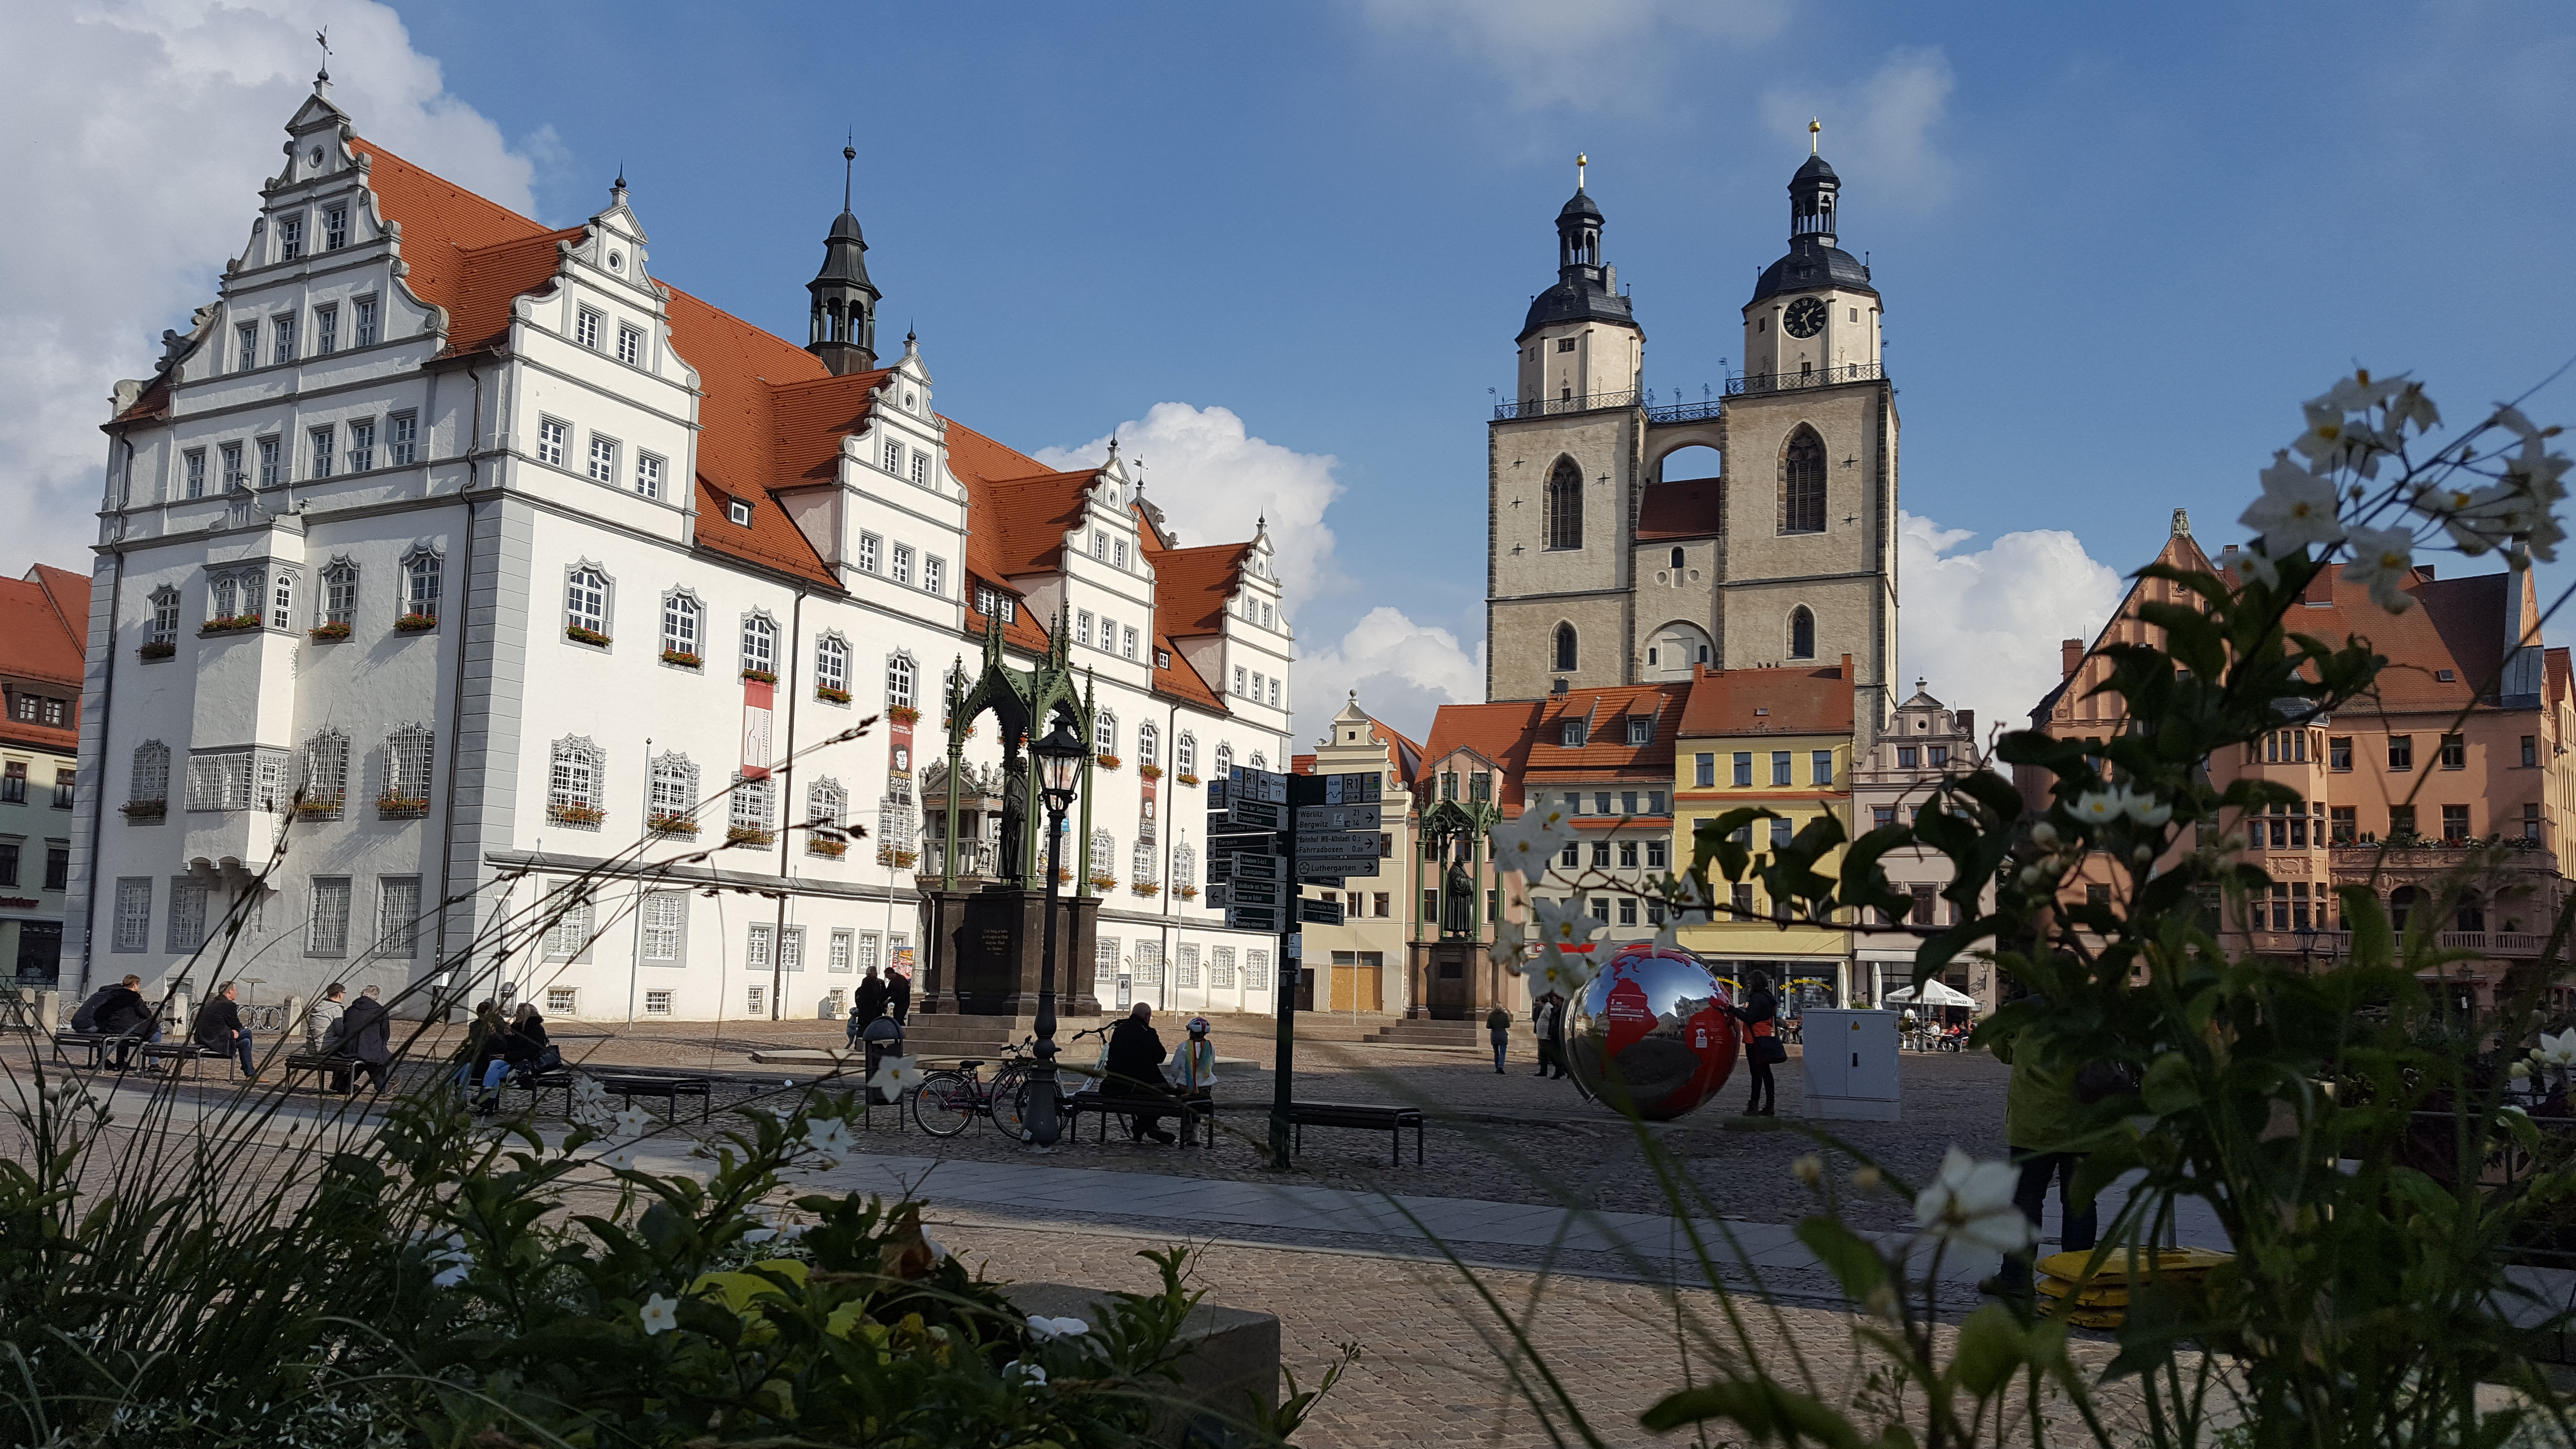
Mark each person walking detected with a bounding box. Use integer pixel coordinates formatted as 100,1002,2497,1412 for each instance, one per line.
338,985,394,1095
1729,970,1780,1116
1103,1002,1176,1144
1486,1003,1513,1074
887,967,911,1024
193,980,255,1079
307,982,348,1055
1981,1014,2096,1297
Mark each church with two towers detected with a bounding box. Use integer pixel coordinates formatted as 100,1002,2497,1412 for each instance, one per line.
1485,140,1900,740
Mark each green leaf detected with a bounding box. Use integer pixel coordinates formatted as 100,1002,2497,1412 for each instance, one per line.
1949,1302,2027,1397
1838,825,1915,918
1639,1381,1864,1448
2337,885,2394,969
2141,1051,2201,1117
1794,1215,1888,1301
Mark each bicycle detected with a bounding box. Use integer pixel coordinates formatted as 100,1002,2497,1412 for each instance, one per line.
909,1027,1109,1140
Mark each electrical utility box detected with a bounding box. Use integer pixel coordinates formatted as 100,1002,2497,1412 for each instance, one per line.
1798,1009,1901,1122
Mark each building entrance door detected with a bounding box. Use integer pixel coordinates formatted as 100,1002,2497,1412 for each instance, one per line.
1328,951,1384,1012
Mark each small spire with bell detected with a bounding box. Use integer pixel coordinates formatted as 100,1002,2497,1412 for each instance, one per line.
805,137,881,375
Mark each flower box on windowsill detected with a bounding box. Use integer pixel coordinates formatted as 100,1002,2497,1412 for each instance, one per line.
547,803,606,829
1087,873,1120,892
1138,763,1163,781
308,622,353,642
1055,867,1074,885
1175,885,1199,900
878,847,920,869
293,795,344,820
807,836,849,858
199,615,263,636
376,794,430,819
741,668,777,685
564,624,612,647
660,650,702,669
646,813,699,837
1093,754,1122,772
137,641,176,661
1175,773,1201,788
120,800,167,820
393,614,438,633
815,685,852,705
1131,882,1161,897
724,825,775,849
887,706,921,726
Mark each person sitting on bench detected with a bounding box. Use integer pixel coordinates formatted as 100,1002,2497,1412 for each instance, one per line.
76,974,157,1069
337,985,393,1094
1103,1003,1176,1145
1165,1014,1219,1103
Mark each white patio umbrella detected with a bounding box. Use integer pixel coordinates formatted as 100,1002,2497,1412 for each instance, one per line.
1883,979,1978,1010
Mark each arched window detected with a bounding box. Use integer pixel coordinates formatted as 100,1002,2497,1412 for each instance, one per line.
740,612,776,677
886,654,916,711
548,737,605,827
1554,622,1578,672
1132,837,1157,886
401,547,442,626
320,559,359,629
130,741,170,806
147,587,180,645
1249,751,1267,770
1545,458,1583,550
660,591,701,663
1177,733,1197,774
648,753,698,828
1669,547,1685,570
2390,886,2417,934
300,728,349,810
266,567,296,630
1137,722,1159,765
1214,743,1234,779
564,564,611,641
1788,607,1816,660
1779,428,1827,535
814,633,849,699
807,777,845,837
1095,709,1118,759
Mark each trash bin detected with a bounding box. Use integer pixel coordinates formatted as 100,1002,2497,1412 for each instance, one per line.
861,1016,904,1103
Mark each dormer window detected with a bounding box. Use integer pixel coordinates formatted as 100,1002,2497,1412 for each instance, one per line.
1562,720,1587,747
1626,716,1650,745
726,497,753,527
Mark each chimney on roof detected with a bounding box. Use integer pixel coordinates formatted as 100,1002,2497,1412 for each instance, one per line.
2060,639,2082,678
1551,677,1570,694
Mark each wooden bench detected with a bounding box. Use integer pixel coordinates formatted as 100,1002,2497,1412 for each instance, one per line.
141,1041,225,1079
596,1074,712,1123
1287,1101,1424,1166
1065,1087,1213,1147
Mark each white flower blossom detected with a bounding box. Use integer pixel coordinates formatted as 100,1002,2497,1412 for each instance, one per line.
612,1105,654,1139
1491,804,1578,881
2119,787,2172,828
2236,549,2280,589
2293,401,2378,477
2072,791,2122,825
2536,1030,2576,1069
922,1226,950,1263
868,1055,923,1100
2240,453,2346,555
2511,1060,2532,1081
602,1145,640,1173
1007,1360,1048,1387
1027,1314,1091,1341
1486,917,1535,974
1913,1146,2035,1256
805,1117,856,1165
2341,524,2419,613
640,1293,678,1336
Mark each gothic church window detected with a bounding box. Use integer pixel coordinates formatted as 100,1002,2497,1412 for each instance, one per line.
1554,622,1578,673
1779,428,1826,535
1545,458,1583,550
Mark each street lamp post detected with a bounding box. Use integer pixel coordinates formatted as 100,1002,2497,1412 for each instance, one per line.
2296,918,2321,971
1026,721,1087,1146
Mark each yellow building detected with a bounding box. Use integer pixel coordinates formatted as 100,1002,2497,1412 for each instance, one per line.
1670,659,1857,1002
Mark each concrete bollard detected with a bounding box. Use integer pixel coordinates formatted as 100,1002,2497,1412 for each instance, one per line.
285,994,305,1046
37,988,58,1032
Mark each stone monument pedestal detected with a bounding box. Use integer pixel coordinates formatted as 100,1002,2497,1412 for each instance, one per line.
921,885,1103,1018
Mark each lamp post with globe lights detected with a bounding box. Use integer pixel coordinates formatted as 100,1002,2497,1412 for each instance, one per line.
1024,719,1088,1146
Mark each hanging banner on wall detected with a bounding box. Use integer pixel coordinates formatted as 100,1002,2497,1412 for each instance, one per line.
741,678,775,779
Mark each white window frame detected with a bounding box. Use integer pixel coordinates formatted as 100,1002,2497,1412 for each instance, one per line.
635,451,663,499
548,736,606,825
887,653,916,710
857,532,881,574
1095,710,1118,758
564,563,612,643
617,324,643,366
588,434,619,483
314,304,338,356
401,546,441,624
386,412,415,465
320,559,359,628
1122,626,1138,660
660,590,702,661
324,205,348,250
815,633,849,697
641,891,686,965
891,544,914,586
923,556,945,596
309,425,335,479
536,417,568,467
1137,722,1159,765
649,752,699,826
354,297,379,347
741,612,777,676
388,724,435,803
575,308,602,349
377,876,422,956
346,418,375,472
183,449,206,499
146,591,179,646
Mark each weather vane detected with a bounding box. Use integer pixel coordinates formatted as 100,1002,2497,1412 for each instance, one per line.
315,26,331,82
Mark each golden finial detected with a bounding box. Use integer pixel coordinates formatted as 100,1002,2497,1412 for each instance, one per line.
1809,118,1821,154
1576,152,1587,191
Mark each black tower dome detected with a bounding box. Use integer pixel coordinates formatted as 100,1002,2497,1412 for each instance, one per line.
1518,156,1637,343
807,142,882,376
1749,146,1875,306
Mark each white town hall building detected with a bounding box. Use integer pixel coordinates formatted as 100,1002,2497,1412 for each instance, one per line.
63,75,1295,1022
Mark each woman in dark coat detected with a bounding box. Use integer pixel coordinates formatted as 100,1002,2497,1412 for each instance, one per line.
1729,970,1781,1116
457,1000,505,1107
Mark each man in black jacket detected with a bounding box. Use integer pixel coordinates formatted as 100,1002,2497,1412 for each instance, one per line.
77,974,157,1069
193,981,255,1079
887,967,911,1024
337,985,394,1094
1102,1003,1176,1144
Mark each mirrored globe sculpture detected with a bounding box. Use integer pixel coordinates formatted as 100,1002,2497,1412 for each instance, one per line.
1565,943,1739,1120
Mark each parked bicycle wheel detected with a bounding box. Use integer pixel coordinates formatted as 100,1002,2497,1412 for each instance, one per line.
911,1069,979,1137
991,1063,1041,1140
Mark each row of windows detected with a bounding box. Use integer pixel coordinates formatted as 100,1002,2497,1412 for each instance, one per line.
149,551,444,644
1231,665,1282,708
110,873,421,960
1558,713,1661,748
1234,592,1277,630
2238,801,2543,846
851,531,946,595
1074,609,1138,661
0,840,70,892
1105,938,1271,992
1553,837,1673,870
1693,751,1837,789
536,418,669,501
7,691,71,730
0,759,75,809
126,726,435,815
232,294,379,372
882,438,932,488
2251,733,2545,773
181,413,415,499
264,201,354,266
1555,606,1816,677
1555,789,1670,816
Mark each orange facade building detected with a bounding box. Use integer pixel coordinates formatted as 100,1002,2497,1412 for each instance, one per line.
2025,514,2576,1004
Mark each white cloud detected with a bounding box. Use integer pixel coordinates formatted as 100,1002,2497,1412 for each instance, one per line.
1035,402,1346,605
0,0,543,580
1350,0,1789,113
1294,607,1484,746
1760,47,1958,211
1897,511,2125,747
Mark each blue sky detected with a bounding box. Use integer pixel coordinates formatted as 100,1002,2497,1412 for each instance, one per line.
9,0,2575,741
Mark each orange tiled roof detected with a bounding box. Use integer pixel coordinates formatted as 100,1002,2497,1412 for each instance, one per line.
109,371,172,426
1635,481,1723,541
2214,560,2528,714
351,137,578,358
1676,660,1855,738
1150,543,1250,638
1417,701,1545,810
0,564,89,753
2550,647,2572,711
1523,683,1689,780
974,469,1098,578
1291,753,1318,774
